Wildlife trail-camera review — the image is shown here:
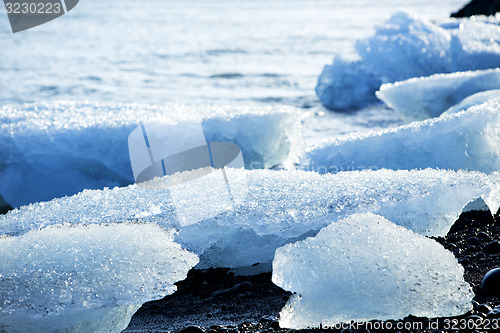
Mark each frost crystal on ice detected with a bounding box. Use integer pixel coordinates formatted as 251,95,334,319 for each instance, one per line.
442,89,500,116
1,168,495,268
316,12,500,110
0,223,199,333
272,213,474,329
302,100,500,175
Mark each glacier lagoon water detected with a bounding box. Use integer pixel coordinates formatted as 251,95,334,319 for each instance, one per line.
1,0,467,143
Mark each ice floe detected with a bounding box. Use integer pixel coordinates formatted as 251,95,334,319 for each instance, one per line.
0,101,302,208
1,169,497,269
272,213,474,328
302,100,500,174
377,69,500,121
316,12,500,110
0,223,198,333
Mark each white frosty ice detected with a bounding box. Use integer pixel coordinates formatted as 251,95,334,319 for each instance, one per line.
0,101,302,208
302,100,500,175
0,223,198,333
377,69,500,121
316,12,500,110
449,19,500,71
272,213,474,329
1,168,498,269
442,89,500,116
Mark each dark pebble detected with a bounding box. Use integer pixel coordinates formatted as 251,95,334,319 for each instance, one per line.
477,231,491,242
181,326,204,333
483,241,500,254
468,236,480,245
467,245,478,253
459,258,470,266
269,320,280,330
476,304,492,314
481,268,500,296
466,314,483,321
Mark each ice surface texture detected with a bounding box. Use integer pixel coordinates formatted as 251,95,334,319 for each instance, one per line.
0,101,302,208
377,69,500,121
316,12,500,110
0,223,198,333
272,213,474,328
442,89,500,116
1,169,498,268
302,100,500,175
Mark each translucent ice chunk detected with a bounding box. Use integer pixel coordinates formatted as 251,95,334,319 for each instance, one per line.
377,69,500,121
302,100,500,175
316,12,500,110
316,12,452,110
0,101,302,207
2,168,494,268
0,223,198,333
272,213,473,329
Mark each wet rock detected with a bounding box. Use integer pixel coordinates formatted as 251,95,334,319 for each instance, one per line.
466,314,483,321
476,304,492,314
481,268,500,296
483,241,500,254
468,236,480,245
459,258,470,266
451,0,500,18
269,320,280,330
477,232,491,242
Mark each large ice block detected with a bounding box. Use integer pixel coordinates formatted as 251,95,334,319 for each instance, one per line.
272,213,473,328
0,223,199,333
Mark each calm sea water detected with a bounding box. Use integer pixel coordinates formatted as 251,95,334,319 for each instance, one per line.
1,0,467,142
